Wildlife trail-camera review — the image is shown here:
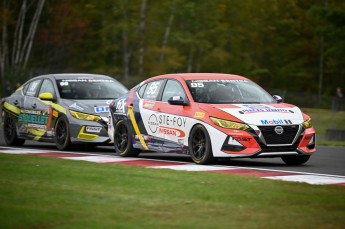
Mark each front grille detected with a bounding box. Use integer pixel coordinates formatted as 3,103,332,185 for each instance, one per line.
258,125,299,145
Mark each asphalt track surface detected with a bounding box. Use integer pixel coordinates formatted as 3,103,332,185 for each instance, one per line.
0,127,344,177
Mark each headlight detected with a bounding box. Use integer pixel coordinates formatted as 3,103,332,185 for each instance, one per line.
302,118,312,129
70,110,102,121
210,117,249,130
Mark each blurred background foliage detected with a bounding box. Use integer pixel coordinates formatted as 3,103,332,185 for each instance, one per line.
1,0,345,108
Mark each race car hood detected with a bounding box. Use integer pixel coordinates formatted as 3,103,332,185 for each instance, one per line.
202,103,304,126
61,99,113,117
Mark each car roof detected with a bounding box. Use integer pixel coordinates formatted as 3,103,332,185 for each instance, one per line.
31,73,114,81
146,73,249,81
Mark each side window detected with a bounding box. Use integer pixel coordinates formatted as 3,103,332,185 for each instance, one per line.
138,84,147,98
38,79,56,97
23,83,30,95
25,80,42,97
142,80,164,100
162,80,186,102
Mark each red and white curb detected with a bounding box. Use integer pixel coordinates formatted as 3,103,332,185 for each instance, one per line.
1,146,345,186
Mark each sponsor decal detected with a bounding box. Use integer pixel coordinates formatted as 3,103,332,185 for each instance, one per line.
115,99,126,114
18,109,49,125
238,104,289,114
143,101,155,109
230,136,251,142
61,79,114,83
194,112,205,119
227,136,243,146
86,126,102,133
148,114,187,134
53,110,58,117
159,126,185,137
135,135,152,141
191,79,248,83
27,123,46,129
95,106,109,113
69,103,84,111
260,119,286,125
148,114,159,133
284,119,292,124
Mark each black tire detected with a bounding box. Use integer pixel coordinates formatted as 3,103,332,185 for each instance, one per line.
114,119,140,157
189,124,214,164
3,113,25,146
281,155,310,165
55,116,72,150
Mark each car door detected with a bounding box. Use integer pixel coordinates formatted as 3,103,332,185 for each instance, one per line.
136,79,190,153
17,79,42,137
154,79,190,152
20,79,56,140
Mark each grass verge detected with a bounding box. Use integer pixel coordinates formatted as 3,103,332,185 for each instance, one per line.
0,153,344,229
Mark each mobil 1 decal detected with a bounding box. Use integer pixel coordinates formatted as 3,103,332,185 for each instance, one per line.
147,113,187,138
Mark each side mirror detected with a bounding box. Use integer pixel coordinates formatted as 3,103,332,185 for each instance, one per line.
273,95,283,103
39,92,54,101
168,96,188,106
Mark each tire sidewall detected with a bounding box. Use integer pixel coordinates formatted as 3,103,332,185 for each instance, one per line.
114,119,135,156
189,124,213,164
3,113,25,146
55,116,71,150
3,113,17,145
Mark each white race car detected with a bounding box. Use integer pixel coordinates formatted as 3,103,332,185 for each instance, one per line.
108,73,316,165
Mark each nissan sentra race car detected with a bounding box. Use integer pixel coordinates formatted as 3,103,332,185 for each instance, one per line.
2,73,128,149
108,73,316,165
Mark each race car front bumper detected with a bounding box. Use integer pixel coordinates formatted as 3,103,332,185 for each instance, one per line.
213,124,316,158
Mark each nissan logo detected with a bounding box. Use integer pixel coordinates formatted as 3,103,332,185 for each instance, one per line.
274,126,284,135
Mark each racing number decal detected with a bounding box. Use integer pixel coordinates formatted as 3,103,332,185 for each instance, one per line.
190,82,204,87
146,81,160,95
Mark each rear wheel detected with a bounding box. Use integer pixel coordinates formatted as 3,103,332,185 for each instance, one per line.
3,113,25,146
189,124,214,164
55,116,71,150
281,155,310,165
114,119,140,157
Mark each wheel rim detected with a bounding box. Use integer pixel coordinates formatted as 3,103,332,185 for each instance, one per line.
4,117,15,140
56,119,67,145
191,129,206,160
115,123,128,152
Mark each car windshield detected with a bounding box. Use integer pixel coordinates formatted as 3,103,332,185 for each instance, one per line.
186,79,276,104
57,78,128,100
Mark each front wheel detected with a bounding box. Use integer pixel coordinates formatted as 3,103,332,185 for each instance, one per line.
55,116,71,150
281,155,310,165
114,119,140,157
189,124,214,164
3,113,25,146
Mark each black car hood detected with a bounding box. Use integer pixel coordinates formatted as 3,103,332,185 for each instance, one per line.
61,99,113,117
